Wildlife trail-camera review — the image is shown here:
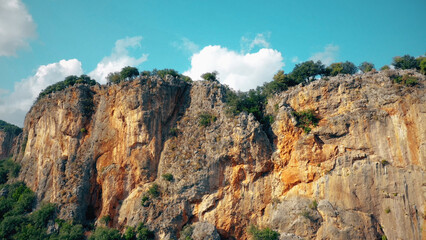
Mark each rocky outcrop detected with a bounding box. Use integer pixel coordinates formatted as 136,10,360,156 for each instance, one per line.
13,70,425,239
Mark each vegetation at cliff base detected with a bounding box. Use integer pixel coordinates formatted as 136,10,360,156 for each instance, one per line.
0,120,22,135
37,75,97,101
247,225,279,240
0,157,20,184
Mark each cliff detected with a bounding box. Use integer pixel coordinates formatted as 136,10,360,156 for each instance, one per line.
8,70,425,239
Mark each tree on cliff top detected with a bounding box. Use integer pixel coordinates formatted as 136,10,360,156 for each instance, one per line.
325,61,358,76
201,71,218,82
289,60,326,84
359,62,375,73
120,66,139,80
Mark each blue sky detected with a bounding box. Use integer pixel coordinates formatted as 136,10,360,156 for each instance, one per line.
0,0,425,126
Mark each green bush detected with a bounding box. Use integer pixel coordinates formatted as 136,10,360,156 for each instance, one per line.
0,120,22,135
162,173,174,182
309,200,318,210
359,62,375,73
247,225,279,240
101,215,111,225
326,61,358,76
290,60,326,83
169,127,179,137
37,75,97,101
29,203,56,229
141,195,149,207
135,223,155,240
179,225,193,240
380,65,390,71
50,221,85,240
292,110,320,133
89,227,123,240
198,113,217,127
418,57,426,74
0,157,21,183
147,184,160,198
392,74,418,86
392,55,418,69
201,71,218,82
120,66,139,80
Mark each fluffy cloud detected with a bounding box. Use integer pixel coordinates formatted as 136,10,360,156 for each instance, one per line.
309,44,339,65
184,45,284,91
0,59,83,126
0,0,36,56
89,36,148,83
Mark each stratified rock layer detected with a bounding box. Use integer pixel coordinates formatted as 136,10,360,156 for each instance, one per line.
15,70,425,239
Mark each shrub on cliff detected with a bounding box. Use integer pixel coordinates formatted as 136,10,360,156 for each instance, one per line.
290,60,326,83
89,227,122,240
325,61,358,76
392,55,418,69
201,71,218,82
0,157,21,183
391,74,418,86
37,75,97,101
247,225,279,240
198,113,217,127
120,66,139,80
359,62,375,73
292,109,320,133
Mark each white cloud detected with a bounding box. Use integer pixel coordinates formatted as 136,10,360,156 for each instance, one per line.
184,45,284,91
0,0,36,56
241,33,271,53
291,56,300,63
173,37,199,54
0,59,83,126
309,44,339,65
89,36,148,83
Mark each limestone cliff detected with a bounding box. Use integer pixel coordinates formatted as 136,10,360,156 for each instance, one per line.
11,70,425,239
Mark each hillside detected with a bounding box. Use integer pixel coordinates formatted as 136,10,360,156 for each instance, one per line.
1,69,425,239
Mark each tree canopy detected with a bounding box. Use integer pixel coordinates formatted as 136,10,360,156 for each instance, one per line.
290,60,326,83
326,61,357,76
37,75,97,101
359,62,375,73
392,55,418,69
201,71,219,82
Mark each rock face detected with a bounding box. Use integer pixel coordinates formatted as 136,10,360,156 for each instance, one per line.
0,128,21,160
14,70,425,239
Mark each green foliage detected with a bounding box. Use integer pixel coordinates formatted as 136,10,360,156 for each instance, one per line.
0,120,22,135
147,184,160,198
80,128,87,133
37,75,97,101
381,160,389,166
380,65,390,71
0,214,28,238
326,61,358,76
290,60,326,83
140,69,192,83
1,182,36,217
0,157,21,184
198,113,217,127
419,57,426,74
201,71,218,82
89,227,123,240
309,200,318,210
29,203,56,229
292,110,320,133
392,74,418,86
50,221,85,240
382,235,388,240
179,225,193,240
262,70,296,97
392,55,418,69
385,207,391,214
247,225,279,240
124,226,137,240
101,215,111,225
106,72,122,84
141,195,149,207
162,173,174,182
359,62,375,73
120,66,139,80
135,223,155,240
169,127,179,137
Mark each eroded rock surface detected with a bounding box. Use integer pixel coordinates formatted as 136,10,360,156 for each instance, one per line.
14,70,425,239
